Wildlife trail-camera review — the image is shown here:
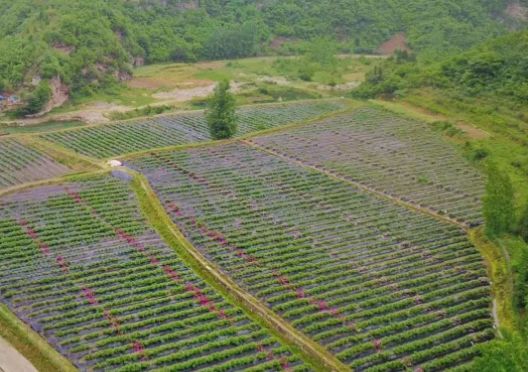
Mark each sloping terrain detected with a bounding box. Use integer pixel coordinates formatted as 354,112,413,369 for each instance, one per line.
127,141,492,371
252,107,485,225
39,100,347,159
0,174,310,371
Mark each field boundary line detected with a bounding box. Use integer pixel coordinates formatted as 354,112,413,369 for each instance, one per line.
113,99,359,162
468,230,515,334
5,98,349,138
241,139,469,231
127,168,350,372
0,170,110,199
0,305,77,372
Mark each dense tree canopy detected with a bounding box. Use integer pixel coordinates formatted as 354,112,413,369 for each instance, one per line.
0,0,523,95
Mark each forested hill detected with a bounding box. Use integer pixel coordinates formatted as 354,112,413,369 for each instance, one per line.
354,29,528,103
0,0,524,97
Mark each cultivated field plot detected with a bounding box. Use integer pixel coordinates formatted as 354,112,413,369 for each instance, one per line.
40,100,347,159
128,143,494,371
0,174,308,371
0,138,70,189
252,107,486,226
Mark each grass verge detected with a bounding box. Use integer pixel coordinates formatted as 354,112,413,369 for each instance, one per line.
0,305,77,372
469,229,516,333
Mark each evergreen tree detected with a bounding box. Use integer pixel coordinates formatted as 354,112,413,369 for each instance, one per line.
483,163,515,237
518,204,528,243
206,80,237,140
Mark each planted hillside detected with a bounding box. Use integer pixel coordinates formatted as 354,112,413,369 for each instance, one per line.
0,138,71,189
253,107,486,225
40,100,347,158
0,174,309,371
128,143,493,370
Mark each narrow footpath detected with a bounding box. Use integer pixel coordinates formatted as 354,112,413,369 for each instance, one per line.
0,336,37,372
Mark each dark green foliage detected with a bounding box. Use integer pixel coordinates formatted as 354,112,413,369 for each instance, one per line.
483,163,515,237
513,241,528,309
15,81,51,117
0,0,520,97
354,31,528,102
206,80,237,140
473,331,528,371
203,22,265,60
519,204,528,243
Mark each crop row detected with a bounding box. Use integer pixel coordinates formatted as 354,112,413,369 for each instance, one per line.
0,174,308,371
40,99,347,159
252,107,486,226
0,138,70,189
128,142,494,370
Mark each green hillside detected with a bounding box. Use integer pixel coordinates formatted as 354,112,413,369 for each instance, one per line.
0,0,521,98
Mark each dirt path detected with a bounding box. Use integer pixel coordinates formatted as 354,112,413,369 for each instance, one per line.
0,337,37,372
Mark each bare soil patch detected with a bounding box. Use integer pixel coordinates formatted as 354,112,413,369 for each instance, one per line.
378,33,411,55
456,122,490,140
152,84,216,102
506,2,528,20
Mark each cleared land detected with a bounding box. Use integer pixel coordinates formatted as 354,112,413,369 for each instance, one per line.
127,142,493,371
40,100,348,159
252,107,485,226
0,138,71,189
0,174,309,371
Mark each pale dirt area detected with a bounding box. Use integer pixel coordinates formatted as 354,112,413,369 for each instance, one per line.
377,33,411,55
6,102,131,126
0,336,37,372
506,2,528,20
153,84,216,101
456,122,490,140
400,102,490,139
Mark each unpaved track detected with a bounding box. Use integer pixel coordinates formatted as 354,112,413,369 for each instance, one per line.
0,337,37,372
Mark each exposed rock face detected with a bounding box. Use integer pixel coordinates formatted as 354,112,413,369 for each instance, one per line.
377,32,411,55
506,2,528,21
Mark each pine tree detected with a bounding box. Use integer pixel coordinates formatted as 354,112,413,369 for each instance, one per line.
206,80,237,140
518,204,528,243
483,163,515,237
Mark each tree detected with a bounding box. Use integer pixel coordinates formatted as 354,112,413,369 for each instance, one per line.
518,204,528,243
206,80,237,140
483,163,515,237
15,81,52,117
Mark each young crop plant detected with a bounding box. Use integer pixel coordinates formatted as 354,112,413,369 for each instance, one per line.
0,138,71,189
128,142,494,370
252,107,486,226
0,173,309,371
39,99,347,159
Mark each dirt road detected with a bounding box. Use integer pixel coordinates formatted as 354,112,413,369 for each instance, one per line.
0,336,37,372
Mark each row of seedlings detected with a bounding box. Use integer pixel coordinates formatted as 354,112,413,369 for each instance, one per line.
0,138,70,189
252,107,486,226
40,100,347,159
0,173,309,371
128,143,494,371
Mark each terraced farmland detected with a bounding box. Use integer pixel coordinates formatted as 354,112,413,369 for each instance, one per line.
0,138,71,189
128,143,494,371
252,107,485,226
0,174,309,371
40,100,347,159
